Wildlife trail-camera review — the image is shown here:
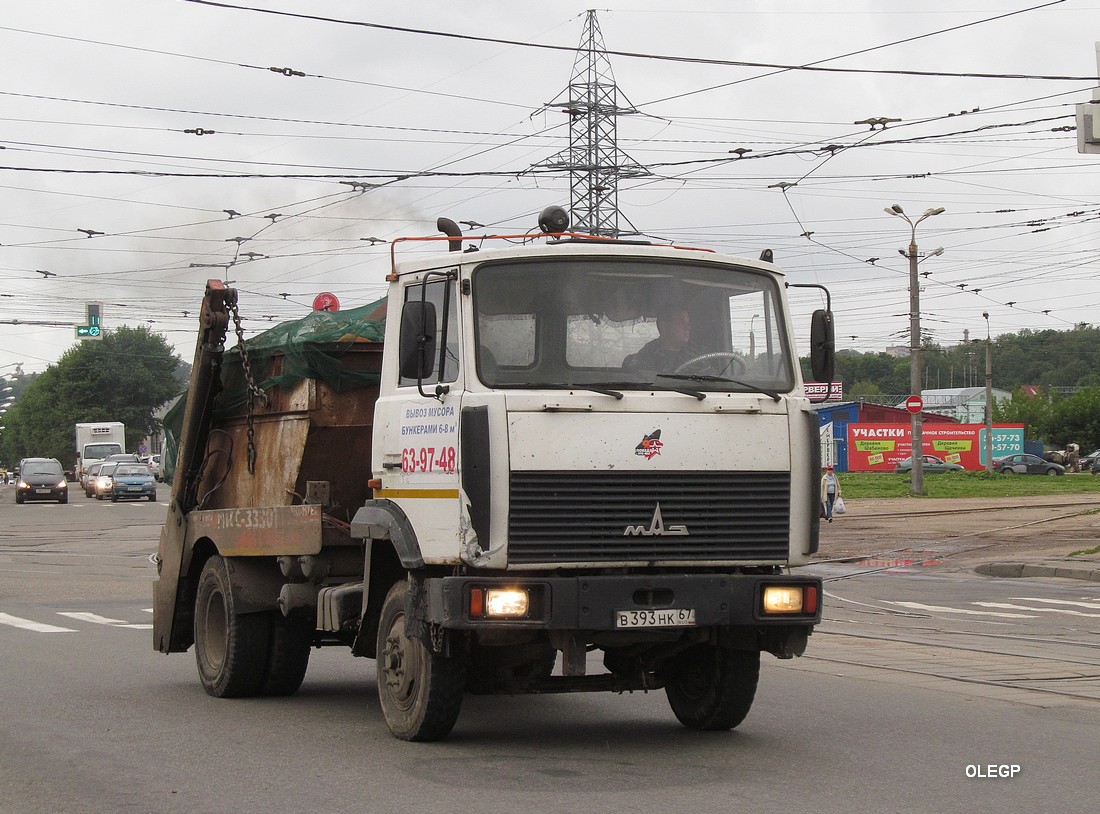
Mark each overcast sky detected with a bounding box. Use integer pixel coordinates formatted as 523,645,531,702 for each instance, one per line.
2,0,1098,377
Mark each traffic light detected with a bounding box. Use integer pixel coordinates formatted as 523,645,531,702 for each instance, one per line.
75,302,103,339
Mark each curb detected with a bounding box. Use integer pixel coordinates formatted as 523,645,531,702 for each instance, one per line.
975,562,1100,582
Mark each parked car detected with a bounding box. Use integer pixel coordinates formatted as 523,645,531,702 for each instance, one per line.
93,461,119,500
16,458,68,504
894,454,964,474
83,461,104,497
1079,448,1100,470
108,462,157,502
993,453,1064,476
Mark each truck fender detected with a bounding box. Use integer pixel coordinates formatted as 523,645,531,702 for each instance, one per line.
350,500,425,569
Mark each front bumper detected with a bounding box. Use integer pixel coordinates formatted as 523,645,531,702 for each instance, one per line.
18,486,67,501
424,573,821,632
113,484,156,499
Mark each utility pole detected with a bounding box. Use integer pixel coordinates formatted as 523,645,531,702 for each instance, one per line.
885,204,945,496
542,10,650,237
984,312,993,473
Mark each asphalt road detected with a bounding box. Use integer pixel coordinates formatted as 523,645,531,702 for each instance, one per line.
1,486,1098,813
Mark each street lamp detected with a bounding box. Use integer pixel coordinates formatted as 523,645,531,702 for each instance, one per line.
983,312,993,473
885,203,945,496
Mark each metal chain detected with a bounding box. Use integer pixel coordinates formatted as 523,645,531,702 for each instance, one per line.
429,622,445,654
228,299,268,474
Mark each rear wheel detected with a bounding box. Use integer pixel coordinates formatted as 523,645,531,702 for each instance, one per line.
194,556,270,698
1000,467,1014,475
376,581,465,741
664,646,760,731
259,613,312,696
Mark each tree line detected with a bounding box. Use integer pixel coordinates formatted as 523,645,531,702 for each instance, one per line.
0,327,186,472
804,323,1100,453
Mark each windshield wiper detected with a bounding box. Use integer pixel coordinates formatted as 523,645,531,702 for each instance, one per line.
656,373,782,403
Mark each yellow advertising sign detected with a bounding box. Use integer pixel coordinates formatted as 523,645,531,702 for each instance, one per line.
855,440,896,453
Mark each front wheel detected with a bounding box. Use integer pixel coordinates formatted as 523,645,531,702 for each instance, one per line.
664,646,760,731
1046,468,1061,476
376,581,465,741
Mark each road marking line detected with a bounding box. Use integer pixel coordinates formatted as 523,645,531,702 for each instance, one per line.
973,602,1100,618
882,601,1035,618
57,612,153,629
1011,597,1100,609
0,612,76,633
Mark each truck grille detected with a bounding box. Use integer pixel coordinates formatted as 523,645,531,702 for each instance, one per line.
507,471,791,564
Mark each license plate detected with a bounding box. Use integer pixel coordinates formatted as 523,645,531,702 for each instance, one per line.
615,608,696,628
127,486,142,491
35,488,51,494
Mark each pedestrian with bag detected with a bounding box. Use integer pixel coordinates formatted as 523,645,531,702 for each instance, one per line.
820,465,843,523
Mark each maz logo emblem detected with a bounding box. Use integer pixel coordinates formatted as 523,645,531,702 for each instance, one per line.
624,502,689,537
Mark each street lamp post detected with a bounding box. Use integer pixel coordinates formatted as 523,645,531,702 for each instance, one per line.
983,312,993,473
885,204,945,496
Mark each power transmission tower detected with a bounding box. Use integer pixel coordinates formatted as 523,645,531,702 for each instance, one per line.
542,10,650,237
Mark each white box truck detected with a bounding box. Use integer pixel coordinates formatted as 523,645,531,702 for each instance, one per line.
75,422,125,484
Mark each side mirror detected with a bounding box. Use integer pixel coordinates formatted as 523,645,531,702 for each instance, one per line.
399,300,437,380
810,309,835,383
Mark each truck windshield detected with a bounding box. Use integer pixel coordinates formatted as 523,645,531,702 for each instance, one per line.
474,257,794,393
84,443,123,459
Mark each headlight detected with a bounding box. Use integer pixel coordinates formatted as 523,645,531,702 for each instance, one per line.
55,480,67,488
469,587,531,618
17,480,28,489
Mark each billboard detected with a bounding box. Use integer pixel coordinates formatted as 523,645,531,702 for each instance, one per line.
847,423,1026,471
804,381,843,400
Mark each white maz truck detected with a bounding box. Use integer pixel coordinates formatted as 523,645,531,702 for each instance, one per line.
154,210,835,741
74,421,125,484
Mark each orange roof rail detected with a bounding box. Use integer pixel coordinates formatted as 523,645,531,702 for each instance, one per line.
387,232,713,280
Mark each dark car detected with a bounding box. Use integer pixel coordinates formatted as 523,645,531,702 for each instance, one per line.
16,458,68,504
1080,448,1100,470
993,453,1064,476
894,454,964,474
108,463,157,502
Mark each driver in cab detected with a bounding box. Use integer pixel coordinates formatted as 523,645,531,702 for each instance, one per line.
623,307,699,373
